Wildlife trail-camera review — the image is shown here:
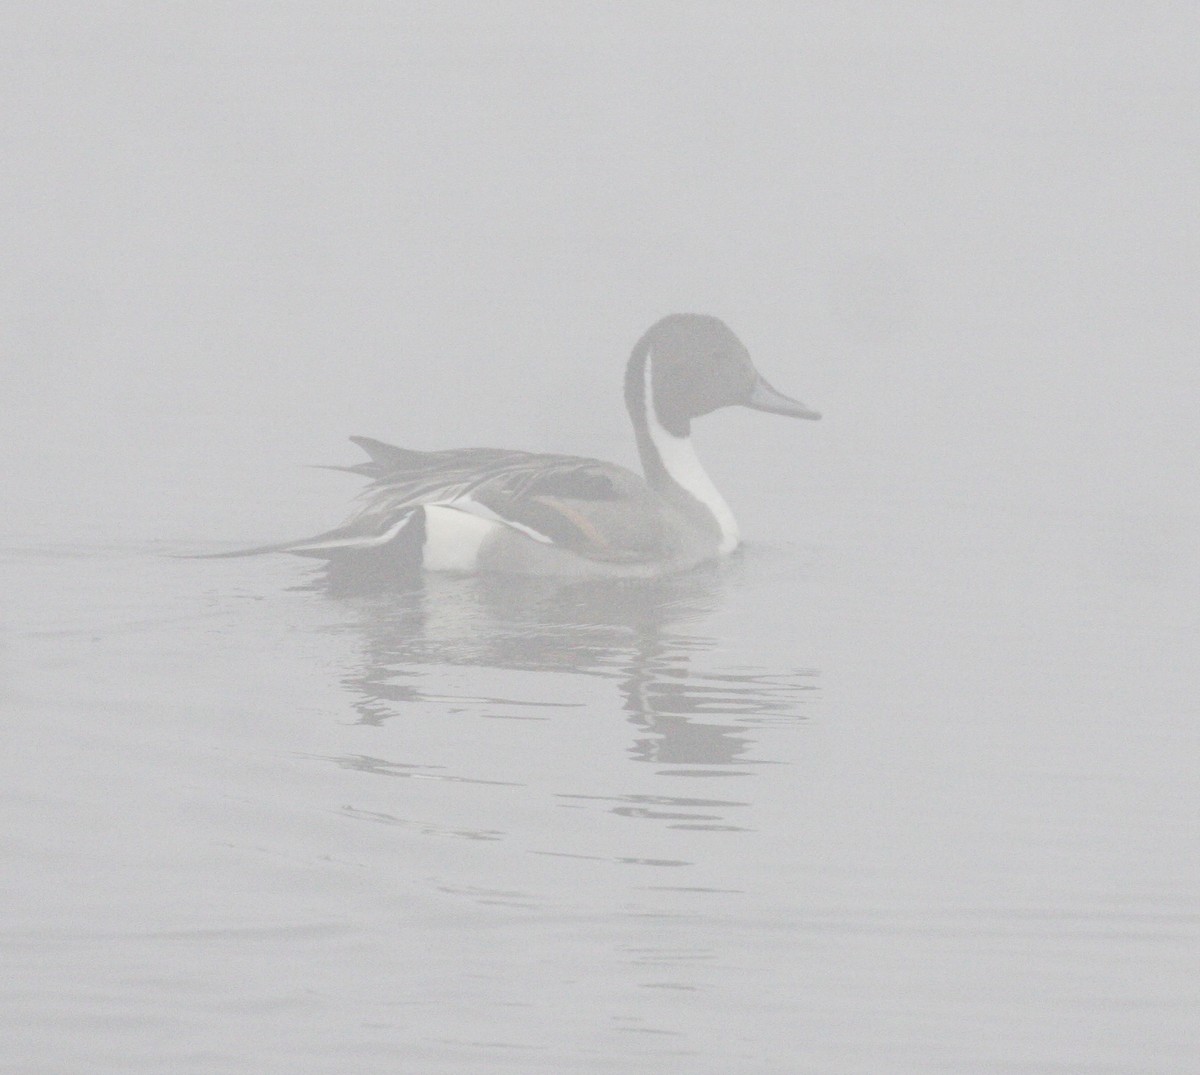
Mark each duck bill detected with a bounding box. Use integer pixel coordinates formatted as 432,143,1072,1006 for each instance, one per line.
745,375,821,420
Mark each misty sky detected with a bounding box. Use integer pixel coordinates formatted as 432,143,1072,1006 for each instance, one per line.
2,3,1196,556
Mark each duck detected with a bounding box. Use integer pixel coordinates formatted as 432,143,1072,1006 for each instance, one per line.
213,314,819,580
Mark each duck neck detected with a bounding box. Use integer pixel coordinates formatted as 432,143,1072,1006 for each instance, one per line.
624,343,740,554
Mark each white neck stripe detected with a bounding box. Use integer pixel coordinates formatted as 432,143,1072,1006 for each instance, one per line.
643,349,739,553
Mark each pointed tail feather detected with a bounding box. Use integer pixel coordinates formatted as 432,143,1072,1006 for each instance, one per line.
187,510,421,560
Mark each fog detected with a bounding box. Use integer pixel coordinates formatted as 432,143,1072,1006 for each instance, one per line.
4,4,1198,1073
7,3,1194,546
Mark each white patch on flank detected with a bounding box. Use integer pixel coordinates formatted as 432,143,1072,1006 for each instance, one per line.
422,504,505,571
644,350,740,554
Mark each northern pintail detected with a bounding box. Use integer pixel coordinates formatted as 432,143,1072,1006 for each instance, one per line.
217,314,819,579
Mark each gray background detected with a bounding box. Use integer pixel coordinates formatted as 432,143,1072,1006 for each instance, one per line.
7,3,1194,550
4,4,1198,1073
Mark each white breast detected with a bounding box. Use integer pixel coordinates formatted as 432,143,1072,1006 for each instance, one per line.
644,354,740,554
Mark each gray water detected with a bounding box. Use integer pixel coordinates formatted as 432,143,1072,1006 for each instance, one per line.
4,6,1199,1074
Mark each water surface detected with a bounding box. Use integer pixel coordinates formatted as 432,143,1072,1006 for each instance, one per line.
4,489,1196,1073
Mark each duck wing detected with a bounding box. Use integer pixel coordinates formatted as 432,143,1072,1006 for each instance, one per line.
215,436,675,564
346,437,675,564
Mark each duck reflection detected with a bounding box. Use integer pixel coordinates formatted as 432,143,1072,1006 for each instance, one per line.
324,562,816,770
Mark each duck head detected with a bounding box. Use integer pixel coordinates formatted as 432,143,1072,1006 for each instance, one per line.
627,313,821,437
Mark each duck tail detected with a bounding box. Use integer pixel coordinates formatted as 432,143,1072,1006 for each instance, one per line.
186,510,423,561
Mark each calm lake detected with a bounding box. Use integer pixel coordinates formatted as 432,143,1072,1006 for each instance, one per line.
4,474,1196,1072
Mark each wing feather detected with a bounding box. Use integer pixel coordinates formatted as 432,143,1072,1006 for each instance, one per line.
342,437,666,563
205,437,675,564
